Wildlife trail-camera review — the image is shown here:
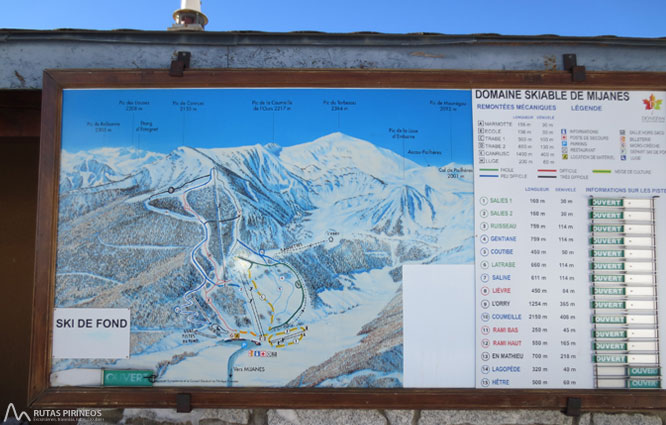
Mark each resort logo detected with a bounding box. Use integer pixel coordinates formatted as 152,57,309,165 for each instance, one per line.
3,403,31,423
643,94,662,110
641,94,665,123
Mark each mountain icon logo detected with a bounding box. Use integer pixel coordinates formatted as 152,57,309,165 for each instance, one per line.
3,403,31,422
643,94,663,110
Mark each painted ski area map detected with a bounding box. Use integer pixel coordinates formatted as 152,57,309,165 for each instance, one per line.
53,88,473,387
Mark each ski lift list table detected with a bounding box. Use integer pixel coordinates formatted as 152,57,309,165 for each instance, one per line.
471,89,666,389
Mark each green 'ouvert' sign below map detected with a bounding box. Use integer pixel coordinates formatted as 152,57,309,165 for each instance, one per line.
103,370,154,387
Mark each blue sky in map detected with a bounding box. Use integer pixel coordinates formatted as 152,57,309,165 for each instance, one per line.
61,88,473,166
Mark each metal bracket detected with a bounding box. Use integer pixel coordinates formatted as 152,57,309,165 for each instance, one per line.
169,51,191,77
563,53,586,82
176,393,192,413
564,397,582,417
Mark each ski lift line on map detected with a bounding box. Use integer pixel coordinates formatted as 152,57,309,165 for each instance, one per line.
151,175,208,197
212,167,241,264
143,175,210,221
178,169,242,284
267,328,306,348
236,239,279,265
276,239,327,256
242,281,266,339
247,271,277,325
281,336,304,348
202,215,241,225
240,273,266,337
246,270,276,318
236,255,307,330
151,174,211,200
148,167,305,343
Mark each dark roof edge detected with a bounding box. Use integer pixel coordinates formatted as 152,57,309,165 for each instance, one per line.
2,28,666,48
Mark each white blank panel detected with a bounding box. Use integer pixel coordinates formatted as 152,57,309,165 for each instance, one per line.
403,264,475,388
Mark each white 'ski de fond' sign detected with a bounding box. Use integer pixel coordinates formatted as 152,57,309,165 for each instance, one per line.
52,308,130,358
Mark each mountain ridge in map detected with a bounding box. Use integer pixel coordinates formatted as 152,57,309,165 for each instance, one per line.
54,131,473,387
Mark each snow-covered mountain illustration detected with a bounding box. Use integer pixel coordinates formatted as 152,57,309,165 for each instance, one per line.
54,132,473,388
280,132,420,181
60,147,164,191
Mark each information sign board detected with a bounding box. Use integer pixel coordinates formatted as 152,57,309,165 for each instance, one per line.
30,69,666,410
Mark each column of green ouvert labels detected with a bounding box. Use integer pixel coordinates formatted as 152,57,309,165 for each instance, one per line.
589,197,661,389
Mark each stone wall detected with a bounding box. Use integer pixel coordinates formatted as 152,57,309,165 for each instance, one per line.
79,408,666,425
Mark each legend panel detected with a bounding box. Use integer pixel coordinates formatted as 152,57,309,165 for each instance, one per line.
473,89,666,389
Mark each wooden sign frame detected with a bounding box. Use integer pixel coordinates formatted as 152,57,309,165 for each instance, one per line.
30,68,666,410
